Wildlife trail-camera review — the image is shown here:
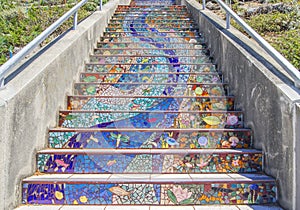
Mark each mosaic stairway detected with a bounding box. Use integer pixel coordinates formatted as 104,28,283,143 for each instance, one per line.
21,0,278,207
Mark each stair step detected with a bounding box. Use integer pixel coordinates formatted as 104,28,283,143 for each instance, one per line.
48,128,252,149
85,63,216,73
73,82,228,97
109,20,195,24
67,95,234,111
112,14,191,17
37,149,262,174
22,173,276,205
80,72,221,84
58,109,243,129
113,12,189,15
97,41,204,48
14,205,284,210
106,28,198,32
110,16,191,19
100,37,204,43
93,48,207,56
89,55,211,64
103,31,200,37
116,5,187,8
107,23,197,28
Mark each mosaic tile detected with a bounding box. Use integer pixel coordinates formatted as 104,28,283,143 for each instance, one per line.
80,73,219,84
68,96,233,111
100,36,203,43
37,152,262,174
94,49,206,56
74,83,227,97
85,64,216,74
48,130,252,149
21,2,278,208
22,182,277,205
59,109,241,129
97,42,202,49
89,55,210,64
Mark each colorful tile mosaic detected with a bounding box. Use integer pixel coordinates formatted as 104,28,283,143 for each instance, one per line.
48,130,252,149
85,64,216,74
22,182,277,205
37,152,262,174
68,96,233,111
94,48,206,56
21,3,278,208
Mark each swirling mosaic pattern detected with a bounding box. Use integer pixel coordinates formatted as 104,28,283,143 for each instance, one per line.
22,2,277,206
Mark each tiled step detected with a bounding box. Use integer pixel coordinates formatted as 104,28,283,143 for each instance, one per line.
113,11,189,14
67,95,234,111
106,28,199,32
93,48,207,56
58,110,243,128
100,36,204,43
102,31,200,37
112,14,191,18
48,128,252,149
111,17,192,20
78,70,219,82
89,55,211,64
109,19,195,24
116,5,186,9
14,204,284,210
96,41,204,48
85,64,216,73
22,173,277,205
79,72,221,83
73,83,228,97
133,1,176,6
37,149,263,174
107,23,197,28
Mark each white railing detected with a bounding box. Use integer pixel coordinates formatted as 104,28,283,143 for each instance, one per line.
202,0,300,88
0,0,103,88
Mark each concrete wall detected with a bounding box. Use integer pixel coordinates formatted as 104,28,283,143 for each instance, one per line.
0,0,130,209
177,0,300,209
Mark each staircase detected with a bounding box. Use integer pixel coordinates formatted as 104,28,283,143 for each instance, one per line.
20,0,278,208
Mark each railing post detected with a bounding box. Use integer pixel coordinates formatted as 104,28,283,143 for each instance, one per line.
0,77,4,89
202,0,206,10
73,11,78,30
99,0,103,11
226,12,230,29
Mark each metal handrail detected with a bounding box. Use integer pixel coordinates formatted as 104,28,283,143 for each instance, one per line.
202,0,300,88
0,0,104,88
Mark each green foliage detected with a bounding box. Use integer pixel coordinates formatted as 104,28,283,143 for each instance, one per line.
245,11,300,34
269,30,300,69
0,0,106,65
230,0,300,70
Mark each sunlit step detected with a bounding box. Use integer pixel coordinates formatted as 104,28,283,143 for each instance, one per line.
22,173,276,205
58,109,243,129
36,148,263,174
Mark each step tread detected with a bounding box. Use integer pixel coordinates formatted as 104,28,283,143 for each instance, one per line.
68,95,233,98
37,148,262,154
81,72,219,75
74,83,226,86
14,205,284,210
60,110,241,114
49,128,251,132
23,173,275,183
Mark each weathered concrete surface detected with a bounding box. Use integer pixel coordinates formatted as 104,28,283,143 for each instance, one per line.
0,0,130,209
177,0,300,209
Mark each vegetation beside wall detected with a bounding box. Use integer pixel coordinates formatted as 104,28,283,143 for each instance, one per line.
0,0,107,65
229,0,300,69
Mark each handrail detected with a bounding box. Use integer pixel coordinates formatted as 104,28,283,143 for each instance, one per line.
0,0,104,88
202,0,300,88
